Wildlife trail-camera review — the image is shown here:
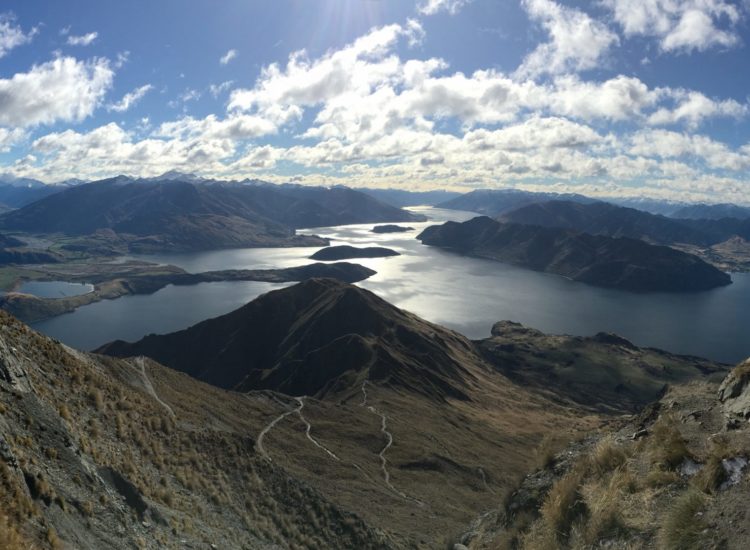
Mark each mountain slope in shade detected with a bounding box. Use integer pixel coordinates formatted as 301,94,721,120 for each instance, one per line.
98,278,481,401
417,216,731,291
0,178,423,252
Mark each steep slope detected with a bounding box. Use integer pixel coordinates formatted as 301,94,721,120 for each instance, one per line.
462,360,750,550
417,217,731,291
0,311,391,549
0,178,422,252
98,278,481,401
437,189,596,217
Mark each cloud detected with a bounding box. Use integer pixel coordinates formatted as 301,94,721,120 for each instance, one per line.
0,127,26,152
602,0,744,52
67,32,98,46
417,0,472,15
517,0,619,78
0,13,38,58
220,49,238,65
209,81,234,98
647,91,747,128
107,84,154,112
6,21,750,205
629,129,750,171
0,56,114,127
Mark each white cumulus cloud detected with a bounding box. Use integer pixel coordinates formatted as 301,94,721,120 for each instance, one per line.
602,0,744,52
0,56,114,127
517,0,619,78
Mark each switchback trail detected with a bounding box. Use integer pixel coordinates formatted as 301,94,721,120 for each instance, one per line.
256,396,341,462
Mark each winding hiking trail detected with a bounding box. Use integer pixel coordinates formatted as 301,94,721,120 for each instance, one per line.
295,397,340,461
257,396,340,462
256,398,303,462
135,356,175,418
359,381,424,505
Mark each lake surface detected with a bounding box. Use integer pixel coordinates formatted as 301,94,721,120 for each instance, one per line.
18,281,94,299
33,207,750,363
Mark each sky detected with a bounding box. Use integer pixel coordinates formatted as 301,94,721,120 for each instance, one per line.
0,0,748,203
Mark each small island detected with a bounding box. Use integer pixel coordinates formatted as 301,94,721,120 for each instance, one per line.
309,245,400,261
371,225,414,234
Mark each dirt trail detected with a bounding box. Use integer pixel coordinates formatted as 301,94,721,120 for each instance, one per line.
135,357,174,417
256,398,303,462
359,382,424,505
295,397,340,461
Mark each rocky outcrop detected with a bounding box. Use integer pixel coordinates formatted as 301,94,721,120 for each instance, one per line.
718,359,750,419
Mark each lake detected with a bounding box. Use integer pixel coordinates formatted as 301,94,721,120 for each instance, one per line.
33,207,750,364
18,281,94,299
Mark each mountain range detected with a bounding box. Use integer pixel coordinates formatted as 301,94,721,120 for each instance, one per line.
0,177,423,253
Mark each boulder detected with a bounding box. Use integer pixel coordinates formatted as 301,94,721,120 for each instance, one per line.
718,359,750,419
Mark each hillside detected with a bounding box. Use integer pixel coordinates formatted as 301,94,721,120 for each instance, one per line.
502,200,750,246
500,200,716,246
480,321,726,413
1,280,729,547
0,178,423,253
462,359,750,549
417,217,731,292
1,283,605,548
672,203,750,220
98,278,480,401
437,189,595,217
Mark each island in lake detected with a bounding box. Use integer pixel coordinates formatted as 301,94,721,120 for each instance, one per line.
309,245,400,261
371,224,414,234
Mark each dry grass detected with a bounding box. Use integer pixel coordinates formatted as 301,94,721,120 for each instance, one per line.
657,490,707,550
648,416,689,470
0,514,27,549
